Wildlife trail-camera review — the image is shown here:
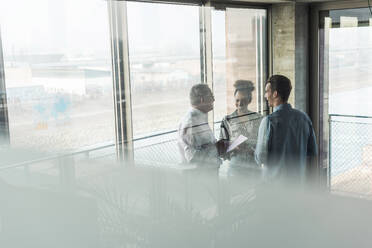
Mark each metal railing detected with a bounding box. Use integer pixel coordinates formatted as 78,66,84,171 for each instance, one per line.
0,108,270,171
0,120,226,188
329,114,372,198
0,141,116,171
0,110,271,190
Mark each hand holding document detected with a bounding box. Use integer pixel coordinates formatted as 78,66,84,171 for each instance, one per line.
226,135,248,153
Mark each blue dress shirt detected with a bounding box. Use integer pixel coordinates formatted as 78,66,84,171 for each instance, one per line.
255,103,317,179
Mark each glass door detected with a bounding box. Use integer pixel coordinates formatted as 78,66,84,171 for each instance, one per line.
319,7,372,197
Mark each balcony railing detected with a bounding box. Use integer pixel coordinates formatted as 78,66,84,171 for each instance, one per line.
329,114,372,198
0,121,225,188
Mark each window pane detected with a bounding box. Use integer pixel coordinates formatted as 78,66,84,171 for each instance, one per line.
211,8,267,124
1,0,115,152
127,2,201,138
327,14,372,116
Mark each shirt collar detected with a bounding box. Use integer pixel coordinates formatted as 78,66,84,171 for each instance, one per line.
191,107,208,120
191,107,206,115
273,103,291,112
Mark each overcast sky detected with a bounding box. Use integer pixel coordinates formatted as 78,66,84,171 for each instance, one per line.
0,0,267,59
1,0,203,58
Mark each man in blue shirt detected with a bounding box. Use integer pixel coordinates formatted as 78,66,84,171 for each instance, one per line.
255,75,317,180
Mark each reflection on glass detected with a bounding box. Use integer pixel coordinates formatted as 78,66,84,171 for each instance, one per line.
2,155,372,248
1,0,115,152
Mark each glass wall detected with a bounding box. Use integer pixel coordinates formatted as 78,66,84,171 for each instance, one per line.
127,2,201,138
126,4,267,165
0,1,268,167
0,0,115,152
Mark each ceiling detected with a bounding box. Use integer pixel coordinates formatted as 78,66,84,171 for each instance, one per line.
218,0,364,3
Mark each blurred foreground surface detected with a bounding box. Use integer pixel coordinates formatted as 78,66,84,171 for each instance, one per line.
1,150,372,248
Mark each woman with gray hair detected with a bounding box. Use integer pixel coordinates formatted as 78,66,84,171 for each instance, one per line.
220,80,263,167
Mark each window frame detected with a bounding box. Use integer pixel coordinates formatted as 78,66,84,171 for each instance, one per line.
0,29,10,146
309,0,371,187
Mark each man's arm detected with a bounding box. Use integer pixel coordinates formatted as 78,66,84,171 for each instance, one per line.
180,124,220,164
255,116,270,165
180,126,197,163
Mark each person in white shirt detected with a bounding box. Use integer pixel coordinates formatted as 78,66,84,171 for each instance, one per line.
178,84,222,166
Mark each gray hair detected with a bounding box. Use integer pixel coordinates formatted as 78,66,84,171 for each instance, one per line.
189,84,212,105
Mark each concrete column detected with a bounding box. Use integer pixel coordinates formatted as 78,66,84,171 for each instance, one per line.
272,3,309,112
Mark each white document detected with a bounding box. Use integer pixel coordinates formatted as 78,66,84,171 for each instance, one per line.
226,135,248,153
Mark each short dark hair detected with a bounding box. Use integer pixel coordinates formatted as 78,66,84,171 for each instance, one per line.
189,84,212,105
234,80,255,103
266,75,292,102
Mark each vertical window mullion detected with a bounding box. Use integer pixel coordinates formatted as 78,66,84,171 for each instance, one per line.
199,5,214,127
199,7,206,85
256,12,268,116
0,29,10,146
108,0,134,163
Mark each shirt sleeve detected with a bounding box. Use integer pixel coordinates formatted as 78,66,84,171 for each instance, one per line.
179,122,218,164
255,116,270,165
179,124,196,163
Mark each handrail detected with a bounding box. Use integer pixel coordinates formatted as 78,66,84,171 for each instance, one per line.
0,111,267,171
0,142,116,171
0,120,224,171
329,114,372,119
